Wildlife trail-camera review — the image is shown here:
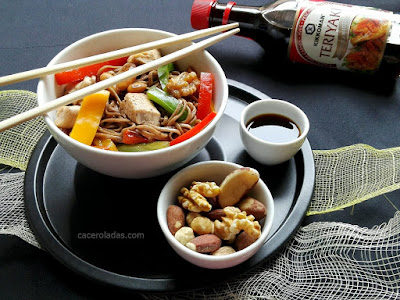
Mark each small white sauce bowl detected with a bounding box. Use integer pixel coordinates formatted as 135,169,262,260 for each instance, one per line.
239,99,310,165
157,161,274,269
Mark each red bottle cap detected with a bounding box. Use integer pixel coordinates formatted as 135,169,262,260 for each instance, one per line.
222,2,236,25
191,0,216,29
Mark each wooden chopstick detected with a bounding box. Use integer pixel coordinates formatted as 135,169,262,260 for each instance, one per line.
0,27,240,132
0,23,239,87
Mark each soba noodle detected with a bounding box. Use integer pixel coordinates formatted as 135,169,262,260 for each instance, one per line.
91,60,201,144
56,49,208,150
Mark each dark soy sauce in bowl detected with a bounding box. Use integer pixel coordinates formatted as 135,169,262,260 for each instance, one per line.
246,114,301,143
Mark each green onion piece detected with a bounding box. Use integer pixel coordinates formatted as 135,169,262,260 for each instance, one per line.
157,63,174,91
147,86,188,122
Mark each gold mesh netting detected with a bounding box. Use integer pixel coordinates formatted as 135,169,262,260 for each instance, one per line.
0,90,399,298
142,214,400,299
310,145,400,215
0,171,41,248
0,90,46,171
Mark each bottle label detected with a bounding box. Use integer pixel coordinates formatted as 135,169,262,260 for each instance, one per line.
288,2,392,71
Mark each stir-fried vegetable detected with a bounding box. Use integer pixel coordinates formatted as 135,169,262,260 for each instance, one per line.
170,111,216,146
55,57,128,85
122,130,150,145
157,63,174,91
147,86,188,122
92,138,118,151
117,141,170,152
69,90,110,145
196,72,214,120
54,50,218,153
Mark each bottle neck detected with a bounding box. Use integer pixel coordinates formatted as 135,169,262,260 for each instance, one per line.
208,2,294,44
210,2,294,58
209,4,264,38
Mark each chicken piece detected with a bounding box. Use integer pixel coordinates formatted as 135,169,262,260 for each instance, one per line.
120,93,161,126
54,105,81,128
66,75,96,94
65,75,97,105
127,49,161,65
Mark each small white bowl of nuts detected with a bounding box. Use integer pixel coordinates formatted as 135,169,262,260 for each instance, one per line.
157,161,274,269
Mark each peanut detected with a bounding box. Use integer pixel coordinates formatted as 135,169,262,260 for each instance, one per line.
127,81,147,93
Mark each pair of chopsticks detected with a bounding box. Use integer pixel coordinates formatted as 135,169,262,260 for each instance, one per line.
0,23,239,132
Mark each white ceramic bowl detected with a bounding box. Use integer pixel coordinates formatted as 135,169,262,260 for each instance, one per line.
37,28,228,178
157,161,274,269
240,99,310,165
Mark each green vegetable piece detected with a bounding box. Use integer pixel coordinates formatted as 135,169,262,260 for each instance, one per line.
117,141,170,152
157,63,174,91
147,86,188,121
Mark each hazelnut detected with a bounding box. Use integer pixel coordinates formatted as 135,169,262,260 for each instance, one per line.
190,216,214,235
186,212,202,226
174,226,195,246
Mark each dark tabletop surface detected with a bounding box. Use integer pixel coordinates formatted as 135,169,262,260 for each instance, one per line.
1,0,400,299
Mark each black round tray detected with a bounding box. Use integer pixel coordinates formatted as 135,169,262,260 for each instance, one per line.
24,79,315,292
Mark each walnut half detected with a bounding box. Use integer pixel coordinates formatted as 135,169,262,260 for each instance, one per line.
177,181,218,212
214,206,261,242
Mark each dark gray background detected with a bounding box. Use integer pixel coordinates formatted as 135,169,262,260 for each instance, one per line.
1,0,400,298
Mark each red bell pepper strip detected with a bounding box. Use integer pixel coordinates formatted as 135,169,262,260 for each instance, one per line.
196,72,213,120
170,111,217,146
55,56,128,85
122,130,150,145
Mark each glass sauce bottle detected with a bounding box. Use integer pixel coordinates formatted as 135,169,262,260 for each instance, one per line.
191,0,400,74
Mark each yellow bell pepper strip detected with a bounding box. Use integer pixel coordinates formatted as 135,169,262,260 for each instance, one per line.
122,129,150,145
92,138,118,151
170,111,216,146
55,56,128,85
196,72,214,120
117,141,170,152
147,86,188,122
157,63,174,91
69,90,110,145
